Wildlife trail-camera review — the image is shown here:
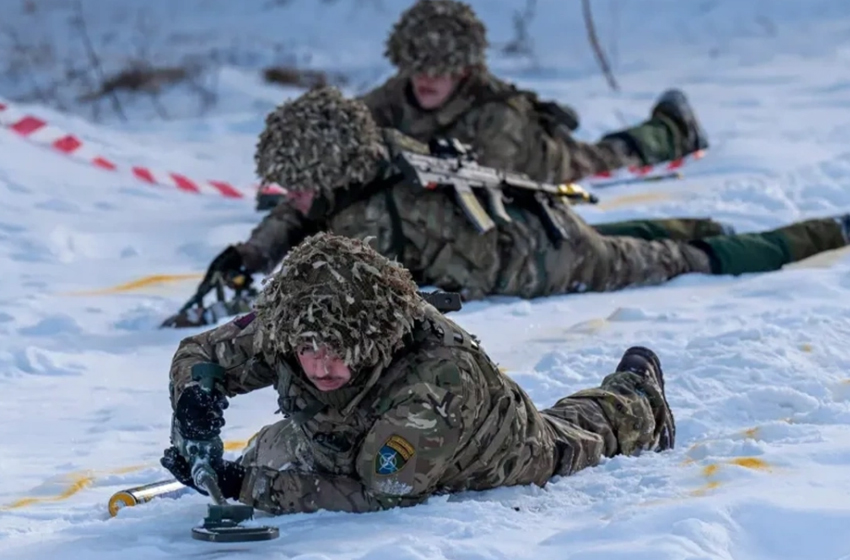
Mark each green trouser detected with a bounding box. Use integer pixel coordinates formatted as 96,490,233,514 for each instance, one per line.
593,218,728,242
689,217,848,275
601,114,686,165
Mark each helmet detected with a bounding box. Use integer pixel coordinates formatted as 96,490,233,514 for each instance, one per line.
254,233,425,371
385,0,488,75
254,86,384,198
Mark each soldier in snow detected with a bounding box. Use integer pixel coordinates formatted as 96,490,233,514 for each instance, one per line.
161,232,676,514
358,0,720,241
186,85,849,314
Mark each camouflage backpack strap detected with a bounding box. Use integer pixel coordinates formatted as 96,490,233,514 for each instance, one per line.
428,76,578,147
472,79,580,135
311,157,407,261
420,307,481,351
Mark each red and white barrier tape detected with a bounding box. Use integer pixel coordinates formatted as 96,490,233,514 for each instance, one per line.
0,97,703,199
0,99,253,199
257,152,706,197
587,150,705,186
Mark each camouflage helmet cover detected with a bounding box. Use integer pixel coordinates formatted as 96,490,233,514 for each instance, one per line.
254,232,425,371
385,0,488,75
254,86,384,198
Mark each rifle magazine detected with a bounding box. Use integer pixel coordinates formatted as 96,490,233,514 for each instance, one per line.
485,188,512,225
453,183,496,234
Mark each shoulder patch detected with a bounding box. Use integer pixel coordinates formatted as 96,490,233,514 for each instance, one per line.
375,434,416,476
232,311,256,329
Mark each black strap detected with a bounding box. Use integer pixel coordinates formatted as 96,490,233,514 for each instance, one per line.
311,170,407,261
383,187,406,261
326,171,404,218
418,291,462,313
430,78,579,140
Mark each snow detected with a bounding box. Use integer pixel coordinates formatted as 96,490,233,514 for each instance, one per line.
3,0,850,558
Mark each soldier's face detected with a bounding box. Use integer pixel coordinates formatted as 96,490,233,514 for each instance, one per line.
297,346,352,392
410,72,463,109
286,189,316,216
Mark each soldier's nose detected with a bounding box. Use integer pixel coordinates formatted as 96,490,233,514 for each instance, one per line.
312,360,333,377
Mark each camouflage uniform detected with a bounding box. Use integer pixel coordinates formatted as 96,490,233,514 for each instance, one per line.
360,70,728,242
361,70,687,186
169,233,675,514
356,0,717,244
234,86,850,302
365,0,705,180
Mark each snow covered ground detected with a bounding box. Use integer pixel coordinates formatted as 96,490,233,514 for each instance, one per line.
3,1,850,558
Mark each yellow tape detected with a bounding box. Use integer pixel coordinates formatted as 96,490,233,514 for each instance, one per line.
2,440,249,511
4,474,93,510
681,418,794,465
62,273,203,296
599,454,777,519
688,456,773,497
0,425,784,515
224,439,248,452
1,465,146,511
595,191,680,211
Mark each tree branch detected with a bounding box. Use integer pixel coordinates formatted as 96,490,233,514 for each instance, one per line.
581,0,620,92
71,0,127,121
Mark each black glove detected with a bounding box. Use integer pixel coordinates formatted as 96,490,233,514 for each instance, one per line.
160,446,246,500
202,246,247,287
174,384,229,441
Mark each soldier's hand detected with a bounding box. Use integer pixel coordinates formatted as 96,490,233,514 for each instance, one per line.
160,446,209,495
203,246,250,288
160,446,246,499
174,384,229,441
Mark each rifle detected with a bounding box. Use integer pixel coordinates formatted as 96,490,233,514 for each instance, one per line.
392,138,598,245
253,138,598,217
418,290,462,313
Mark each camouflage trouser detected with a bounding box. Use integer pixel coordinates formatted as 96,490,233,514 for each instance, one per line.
541,368,671,476
592,218,728,242
532,220,714,297
236,376,669,490
507,214,849,298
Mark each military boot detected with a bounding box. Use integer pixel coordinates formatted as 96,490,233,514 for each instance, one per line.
615,346,675,451
650,89,709,155
834,213,850,243
600,89,708,167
